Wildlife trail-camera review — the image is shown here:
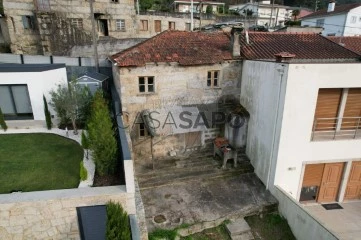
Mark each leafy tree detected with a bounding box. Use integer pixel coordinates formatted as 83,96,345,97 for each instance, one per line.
292,9,300,21
140,0,154,11
106,201,130,240
81,130,90,159
43,95,52,130
49,79,92,134
0,107,7,132
87,91,117,176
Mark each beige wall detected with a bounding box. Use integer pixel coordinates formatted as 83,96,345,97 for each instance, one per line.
114,61,242,158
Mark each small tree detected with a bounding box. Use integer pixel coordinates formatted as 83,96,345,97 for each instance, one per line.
292,9,300,21
43,95,52,130
88,91,117,176
81,130,90,159
106,201,130,240
49,79,92,134
0,107,7,132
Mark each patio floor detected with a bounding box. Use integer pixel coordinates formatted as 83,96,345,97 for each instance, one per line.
304,201,361,240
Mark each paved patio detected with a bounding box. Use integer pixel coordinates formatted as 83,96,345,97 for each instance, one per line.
304,201,361,240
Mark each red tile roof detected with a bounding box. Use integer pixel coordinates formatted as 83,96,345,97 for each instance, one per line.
328,36,361,55
302,3,361,19
110,30,233,67
239,32,360,61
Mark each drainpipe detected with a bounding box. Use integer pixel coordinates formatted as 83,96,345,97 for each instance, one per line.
266,52,295,190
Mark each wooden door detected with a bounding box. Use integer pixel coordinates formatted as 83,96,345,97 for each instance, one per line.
154,20,161,33
185,132,201,148
341,88,361,130
317,163,344,203
344,161,361,200
313,88,342,131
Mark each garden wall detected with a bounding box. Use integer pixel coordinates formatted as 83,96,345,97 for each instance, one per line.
0,186,135,240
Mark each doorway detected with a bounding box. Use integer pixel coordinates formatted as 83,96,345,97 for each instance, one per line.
301,162,345,203
98,19,108,36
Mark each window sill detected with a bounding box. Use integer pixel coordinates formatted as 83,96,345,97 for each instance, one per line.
137,92,157,96
205,87,222,90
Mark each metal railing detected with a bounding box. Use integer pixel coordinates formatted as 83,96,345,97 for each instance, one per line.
312,117,361,140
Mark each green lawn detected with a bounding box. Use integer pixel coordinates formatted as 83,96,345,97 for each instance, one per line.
0,133,84,193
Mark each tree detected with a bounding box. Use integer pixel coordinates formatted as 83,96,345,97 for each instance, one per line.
206,5,213,14
43,95,52,130
49,79,92,134
292,9,300,21
88,91,117,176
106,201,130,240
0,107,7,132
81,130,90,159
139,0,154,11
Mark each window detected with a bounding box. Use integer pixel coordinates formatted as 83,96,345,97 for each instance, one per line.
185,23,191,31
139,123,148,137
70,18,83,29
0,85,33,120
140,20,148,31
116,19,125,31
316,19,324,27
351,16,357,23
138,77,154,93
22,16,35,30
207,71,219,88
111,0,119,2
35,0,50,11
154,20,161,33
168,21,175,30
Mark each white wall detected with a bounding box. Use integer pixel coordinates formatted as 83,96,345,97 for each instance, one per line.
301,13,350,36
274,63,361,199
0,67,67,121
344,6,361,36
240,60,288,186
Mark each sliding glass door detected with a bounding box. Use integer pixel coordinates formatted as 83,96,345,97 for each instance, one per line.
0,85,33,120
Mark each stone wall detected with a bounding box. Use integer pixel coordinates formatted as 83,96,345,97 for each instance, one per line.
0,186,135,240
114,61,242,158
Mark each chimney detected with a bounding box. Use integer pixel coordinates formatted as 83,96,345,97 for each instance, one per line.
274,52,296,63
231,26,243,57
327,1,336,12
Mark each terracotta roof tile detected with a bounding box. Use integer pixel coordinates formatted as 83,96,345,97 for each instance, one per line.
328,36,361,55
110,30,233,67
302,3,361,19
239,32,360,61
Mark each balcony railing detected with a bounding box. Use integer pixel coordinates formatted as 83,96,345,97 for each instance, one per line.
311,117,361,141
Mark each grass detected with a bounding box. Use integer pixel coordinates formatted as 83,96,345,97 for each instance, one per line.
0,133,84,193
245,213,296,240
180,224,231,240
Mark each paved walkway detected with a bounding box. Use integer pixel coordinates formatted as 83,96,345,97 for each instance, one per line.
140,173,277,233
0,128,95,188
305,201,361,240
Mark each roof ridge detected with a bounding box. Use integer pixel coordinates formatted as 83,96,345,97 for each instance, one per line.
324,35,361,57
246,31,319,35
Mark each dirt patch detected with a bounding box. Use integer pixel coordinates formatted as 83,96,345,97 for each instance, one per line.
93,170,123,186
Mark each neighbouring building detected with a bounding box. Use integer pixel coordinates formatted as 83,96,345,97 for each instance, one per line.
229,0,294,27
238,31,361,239
109,30,243,160
76,71,109,95
0,0,216,56
329,36,361,55
301,2,361,36
0,64,67,128
172,0,226,14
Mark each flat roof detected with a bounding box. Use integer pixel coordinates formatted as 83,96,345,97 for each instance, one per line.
0,64,66,72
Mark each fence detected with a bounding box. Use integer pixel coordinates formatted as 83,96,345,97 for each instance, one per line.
0,53,111,67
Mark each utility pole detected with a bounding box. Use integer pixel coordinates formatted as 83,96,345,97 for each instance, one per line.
269,0,275,29
191,0,194,31
89,0,99,72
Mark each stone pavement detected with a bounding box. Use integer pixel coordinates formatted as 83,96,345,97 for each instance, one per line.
140,173,277,233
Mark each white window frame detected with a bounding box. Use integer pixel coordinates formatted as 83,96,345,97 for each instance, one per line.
207,70,220,88
116,19,125,31
70,18,83,29
138,76,155,93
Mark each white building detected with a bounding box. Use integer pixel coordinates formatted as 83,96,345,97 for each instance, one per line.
0,64,67,128
237,31,361,239
301,2,361,36
172,0,225,14
229,1,293,27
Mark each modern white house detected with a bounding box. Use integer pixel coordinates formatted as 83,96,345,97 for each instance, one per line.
301,2,361,36
229,1,294,27
172,0,225,14
237,31,361,239
0,64,67,127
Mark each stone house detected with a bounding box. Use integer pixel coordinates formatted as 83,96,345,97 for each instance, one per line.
109,30,243,160
0,0,215,56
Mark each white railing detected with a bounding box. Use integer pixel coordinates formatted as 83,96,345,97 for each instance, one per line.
312,117,361,140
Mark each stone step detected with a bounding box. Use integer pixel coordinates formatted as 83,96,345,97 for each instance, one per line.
226,218,254,240
232,232,255,240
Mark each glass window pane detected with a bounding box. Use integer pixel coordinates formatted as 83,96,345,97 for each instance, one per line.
11,85,32,114
139,77,145,84
214,71,218,78
207,79,211,86
148,85,154,92
214,79,218,86
208,72,211,78
139,85,145,92
0,86,15,114
148,77,154,84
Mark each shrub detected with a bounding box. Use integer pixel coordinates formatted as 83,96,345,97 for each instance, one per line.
80,161,88,181
0,107,8,132
43,95,52,130
88,91,117,176
81,130,90,159
148,229,178,240
106,201,131,240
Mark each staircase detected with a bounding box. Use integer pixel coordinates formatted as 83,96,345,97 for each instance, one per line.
136,147,254,189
